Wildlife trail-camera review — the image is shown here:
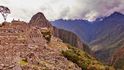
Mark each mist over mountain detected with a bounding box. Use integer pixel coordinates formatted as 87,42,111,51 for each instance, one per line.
1,0,124,69
52,12,124,44
0,11,116,70
52,12,124,69
52,19,91,43
0,0,124,22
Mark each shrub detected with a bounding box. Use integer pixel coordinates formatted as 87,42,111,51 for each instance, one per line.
62,50,79,63
41,29,51,43
19,58,28,66
62,44,115,70
62,45,89,70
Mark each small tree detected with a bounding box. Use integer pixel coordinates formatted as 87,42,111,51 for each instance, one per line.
0,6,11,22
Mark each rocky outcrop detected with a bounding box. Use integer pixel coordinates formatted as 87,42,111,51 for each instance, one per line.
29,12,52,28
53,26,91,53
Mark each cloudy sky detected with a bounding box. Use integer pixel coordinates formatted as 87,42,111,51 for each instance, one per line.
0,0,124,22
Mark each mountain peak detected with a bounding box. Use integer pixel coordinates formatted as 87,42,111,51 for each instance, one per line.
109,12,124,17
102,12,124,21
29,12,52,28
30,12,46,21
35,12,46,19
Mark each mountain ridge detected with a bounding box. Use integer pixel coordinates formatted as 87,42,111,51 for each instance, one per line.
28,12,115,70
30,12,91,54
52,12,124,69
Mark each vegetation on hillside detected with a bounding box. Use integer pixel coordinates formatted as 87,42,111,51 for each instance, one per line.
41,28,51,43
62,44,115,70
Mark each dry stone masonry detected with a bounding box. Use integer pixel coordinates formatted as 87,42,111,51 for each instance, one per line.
0,18,81,70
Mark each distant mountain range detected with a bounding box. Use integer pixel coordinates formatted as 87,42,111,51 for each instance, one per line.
51,12,124,68
28,12,115,70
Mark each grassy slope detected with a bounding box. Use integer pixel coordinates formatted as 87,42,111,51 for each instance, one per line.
62,44,115,70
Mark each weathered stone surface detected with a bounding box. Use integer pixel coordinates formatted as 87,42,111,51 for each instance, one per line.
0,21,81,70
29,12,52,28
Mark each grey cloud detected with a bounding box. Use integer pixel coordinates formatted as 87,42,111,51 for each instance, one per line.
0,0,124,22
70,0,124,20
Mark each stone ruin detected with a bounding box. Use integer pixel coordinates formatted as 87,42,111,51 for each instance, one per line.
0,17,81,70
0,12,86,70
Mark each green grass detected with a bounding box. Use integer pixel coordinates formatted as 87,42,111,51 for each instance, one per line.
19,58,28,66
62,44,115,70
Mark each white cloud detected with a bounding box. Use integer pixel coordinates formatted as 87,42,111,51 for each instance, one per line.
0,0,124,22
